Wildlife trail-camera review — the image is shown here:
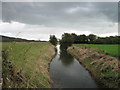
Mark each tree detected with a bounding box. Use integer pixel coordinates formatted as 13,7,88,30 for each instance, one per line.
77,34,88,44
60,33,74,50
60,33,74,45
71,33,77,43
88,34,97,44
49,35,58,46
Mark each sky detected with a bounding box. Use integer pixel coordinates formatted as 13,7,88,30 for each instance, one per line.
0,1,119,41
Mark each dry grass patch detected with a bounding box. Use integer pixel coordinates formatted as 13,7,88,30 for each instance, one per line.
2,42,56,88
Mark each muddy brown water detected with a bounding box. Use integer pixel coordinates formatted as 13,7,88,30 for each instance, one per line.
50,45,98,88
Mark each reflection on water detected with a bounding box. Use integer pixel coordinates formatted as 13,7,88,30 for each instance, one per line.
59,48,74,66
50,45,98,88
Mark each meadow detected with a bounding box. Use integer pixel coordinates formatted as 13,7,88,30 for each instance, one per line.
73,44,119,58
2,42,55,88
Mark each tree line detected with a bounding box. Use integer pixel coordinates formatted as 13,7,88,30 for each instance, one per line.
61,33,120,44
1,35,47,42
49,33,120,47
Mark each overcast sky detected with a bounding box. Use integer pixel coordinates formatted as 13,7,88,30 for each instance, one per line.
0,1,119,41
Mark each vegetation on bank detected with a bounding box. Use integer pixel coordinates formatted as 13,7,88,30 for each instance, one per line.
73,44,120,59
2,42,56,88
67,46,120,88
49,35,58,46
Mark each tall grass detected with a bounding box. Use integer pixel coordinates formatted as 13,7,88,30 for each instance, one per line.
67,46,119,88
2,42,55,88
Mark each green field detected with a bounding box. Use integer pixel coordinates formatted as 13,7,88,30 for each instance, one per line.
73,44,120,58
2,42,55,88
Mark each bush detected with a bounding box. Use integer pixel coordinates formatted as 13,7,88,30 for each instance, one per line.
49,35,58,46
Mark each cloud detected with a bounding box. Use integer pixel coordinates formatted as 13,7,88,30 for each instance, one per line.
2,0,119,2
66,6,81,14
0,21,65,40
2,2,118,24
1,2,118,40
0,2,2,20
0,21,118,40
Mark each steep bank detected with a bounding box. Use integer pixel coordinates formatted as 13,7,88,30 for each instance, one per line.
67,46,120,88
2,42,56,88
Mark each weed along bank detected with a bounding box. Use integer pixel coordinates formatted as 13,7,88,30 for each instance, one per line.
2,42,56,88
67,46,119,88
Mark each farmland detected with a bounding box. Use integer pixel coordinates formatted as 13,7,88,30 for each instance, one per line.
73,44,119,59
2,42,56,88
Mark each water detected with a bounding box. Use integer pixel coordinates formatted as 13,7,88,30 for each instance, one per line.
50,45,98,88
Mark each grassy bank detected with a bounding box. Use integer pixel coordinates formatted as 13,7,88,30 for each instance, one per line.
2,42,56,88
73,44,119,59
67,46,119,88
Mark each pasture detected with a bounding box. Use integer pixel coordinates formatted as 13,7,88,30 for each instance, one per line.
73,44,119,58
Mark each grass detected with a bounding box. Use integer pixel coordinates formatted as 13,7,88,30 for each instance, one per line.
2,42,55,88
67,46,119,88
73,44,120,58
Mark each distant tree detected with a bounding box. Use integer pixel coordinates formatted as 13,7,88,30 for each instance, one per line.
49,35,58,46
77,34,88,44
88,34,97,44
60,33,74,50
71,33,77,43
59,33,120,50
60,33,74,45
94,36,120,44
95,37,106,44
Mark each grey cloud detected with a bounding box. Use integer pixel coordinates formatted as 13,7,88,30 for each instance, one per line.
0,1,2,20
2,2,118,25
2,0,119,2
1,2,118,40
93,2,118,22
